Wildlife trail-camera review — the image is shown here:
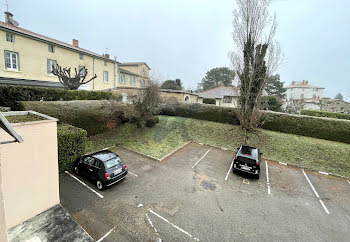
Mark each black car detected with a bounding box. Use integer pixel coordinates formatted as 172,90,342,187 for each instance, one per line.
232,145,262,179
73,150,128,190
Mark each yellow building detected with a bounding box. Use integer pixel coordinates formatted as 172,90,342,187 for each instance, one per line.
0,12,150,91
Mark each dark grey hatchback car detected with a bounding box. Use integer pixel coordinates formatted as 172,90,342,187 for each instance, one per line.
232,145,262,179
73,150,128,190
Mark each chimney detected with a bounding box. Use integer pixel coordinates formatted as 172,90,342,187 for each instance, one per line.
305,80,309,85
292,81,296,85
104,54,110,59
72,39,79,47
4,11,13,23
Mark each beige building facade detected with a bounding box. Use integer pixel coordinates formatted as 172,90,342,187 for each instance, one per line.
0,12,117,91
0,111,59,230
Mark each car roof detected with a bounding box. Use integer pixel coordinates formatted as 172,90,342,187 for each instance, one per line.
89,150,117,161
238,145,259,157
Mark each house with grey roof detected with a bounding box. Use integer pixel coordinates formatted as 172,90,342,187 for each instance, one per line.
197,86,240,107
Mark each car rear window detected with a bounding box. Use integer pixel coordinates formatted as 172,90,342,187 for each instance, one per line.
239,146,258,158
104,157,123,169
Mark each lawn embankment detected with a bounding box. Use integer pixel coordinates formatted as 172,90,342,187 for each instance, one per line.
87,115,350,177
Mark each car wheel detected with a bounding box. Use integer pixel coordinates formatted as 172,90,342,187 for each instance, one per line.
96,180,103,190
74,166,79,175
255,174,260,179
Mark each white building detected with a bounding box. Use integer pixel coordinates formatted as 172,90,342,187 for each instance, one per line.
284,80,325,111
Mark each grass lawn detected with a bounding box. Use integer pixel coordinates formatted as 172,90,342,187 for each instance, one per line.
6,114,45,123
87,115,350,177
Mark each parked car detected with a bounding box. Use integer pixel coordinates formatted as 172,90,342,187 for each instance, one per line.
232,145,262,179
73,150,128,190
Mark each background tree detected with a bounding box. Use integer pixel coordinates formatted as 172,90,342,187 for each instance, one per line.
160,79,182,90
266,74,286,98
335,93,344,100
52,64,97,90
230,0,282,131
262,95,283,112
198,67,235,91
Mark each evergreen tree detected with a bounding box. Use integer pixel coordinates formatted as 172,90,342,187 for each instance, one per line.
199,67,235,91
266,74,286,98
160,79,182,90
335,93,343,100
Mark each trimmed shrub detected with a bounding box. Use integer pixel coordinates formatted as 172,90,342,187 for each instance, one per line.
0,85,122,110
57,124,87,172
22,100,134,136
145,115,159,128
160,103,350,144
301,110,350,121
160,102,240,125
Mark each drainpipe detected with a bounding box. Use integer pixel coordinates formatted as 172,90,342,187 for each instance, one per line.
92,57,95,90
114,56,117,89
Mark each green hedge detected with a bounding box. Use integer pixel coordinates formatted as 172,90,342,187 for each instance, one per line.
22,100,133,136
0,85,122,110
57,124,87,172
203,98,216,105
301,109,350,120
160,102,240,125
160,103,350,144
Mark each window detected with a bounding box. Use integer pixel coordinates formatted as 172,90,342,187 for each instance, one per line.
141,79,145,87
129,75,133,85
47,59,57,74
6,33,14,42
78,66,86,78
5,51,19,70
133,77,137,85
104,157,123,169
103,71,108,83
223,97,232,103
48,44,55,53
119,74,127,84
104,60,107,66
83,157,95,166
79,53,84,60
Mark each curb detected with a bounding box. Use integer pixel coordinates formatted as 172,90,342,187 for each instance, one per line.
159,141,192,162
119,146,161,162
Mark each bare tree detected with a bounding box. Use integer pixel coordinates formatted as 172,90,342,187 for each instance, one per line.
230,0,283,131
52,64,97,90
132,80,161,127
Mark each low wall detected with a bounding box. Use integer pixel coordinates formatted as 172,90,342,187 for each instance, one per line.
0,114,59,229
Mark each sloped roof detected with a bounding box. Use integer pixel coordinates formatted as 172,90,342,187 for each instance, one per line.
118,68,142,77
0,21,115,62
198,86,240,99
119,62,151,70
285,81,324,89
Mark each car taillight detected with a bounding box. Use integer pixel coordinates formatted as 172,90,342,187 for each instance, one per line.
256,161,260,165
234,156,237,160
105,173,111,180
124,164,127,170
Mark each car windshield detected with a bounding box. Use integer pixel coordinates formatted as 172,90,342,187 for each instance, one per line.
104,157,123,169
239,146,258,158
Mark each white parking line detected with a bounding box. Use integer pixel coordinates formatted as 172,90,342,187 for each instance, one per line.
302,169,330,214
128,171,139,177
225,158,234,181
65,171,104,199
146,213,162,241
191,148,212,169
97,225,116,242
265,161,271,195
149,209,199,241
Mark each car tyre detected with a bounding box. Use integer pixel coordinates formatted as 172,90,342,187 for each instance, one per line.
74,166,79,175
96,180,103,190
255,174,260,179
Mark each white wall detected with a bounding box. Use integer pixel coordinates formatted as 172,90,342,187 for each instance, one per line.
286,87,324,100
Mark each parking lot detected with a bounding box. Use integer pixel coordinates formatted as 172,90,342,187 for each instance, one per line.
60,143,350,241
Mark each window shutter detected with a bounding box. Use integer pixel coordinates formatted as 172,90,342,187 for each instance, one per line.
47,60,50,74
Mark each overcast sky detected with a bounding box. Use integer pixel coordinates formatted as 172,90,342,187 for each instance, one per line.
3,0,350,100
